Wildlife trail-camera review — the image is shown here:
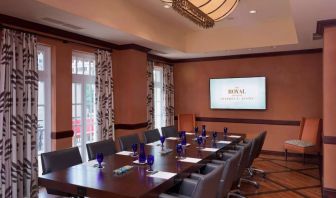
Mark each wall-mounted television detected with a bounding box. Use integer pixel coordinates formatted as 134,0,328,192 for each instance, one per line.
210,77,266,110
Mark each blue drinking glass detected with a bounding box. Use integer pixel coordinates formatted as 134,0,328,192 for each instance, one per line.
194,126,199,138
96,153,104,168
197,136,203,149
212,131,218,141
176,144,183,158
224,127,228,139
160,136,166,148
201,125,206,137
139,143,146,163
147,154,154,172
131,143,138,157
181,133,187,146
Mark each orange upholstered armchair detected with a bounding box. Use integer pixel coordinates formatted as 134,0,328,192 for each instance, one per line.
284,118,322,162
178,114,196,132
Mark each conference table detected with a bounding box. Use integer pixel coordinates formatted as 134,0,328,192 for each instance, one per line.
38,133,245,198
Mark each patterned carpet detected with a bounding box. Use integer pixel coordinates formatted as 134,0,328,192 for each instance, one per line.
240,154,321,198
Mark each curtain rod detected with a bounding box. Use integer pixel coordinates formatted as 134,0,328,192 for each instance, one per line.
0,23,112,52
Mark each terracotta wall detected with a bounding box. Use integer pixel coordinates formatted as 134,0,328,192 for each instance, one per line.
112,49,148,149
38,37,96,150
323,26,336,192
174,53,323,152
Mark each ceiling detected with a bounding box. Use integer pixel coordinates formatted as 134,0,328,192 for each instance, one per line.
0,0,335,59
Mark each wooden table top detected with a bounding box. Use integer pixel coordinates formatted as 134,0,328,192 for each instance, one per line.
39,133,245,198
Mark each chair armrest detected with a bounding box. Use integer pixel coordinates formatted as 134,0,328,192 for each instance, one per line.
212,159,227,166
159,193,180,198
178,178,199,197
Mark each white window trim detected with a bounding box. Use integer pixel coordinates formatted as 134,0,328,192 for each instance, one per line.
37,44,51,154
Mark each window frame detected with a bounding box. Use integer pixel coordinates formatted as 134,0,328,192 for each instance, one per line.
153,66,165,131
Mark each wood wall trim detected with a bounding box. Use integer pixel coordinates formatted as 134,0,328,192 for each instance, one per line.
315,19,336,37
51,130,74,139
323,136,336,145
148,54,173,64
323,187,336,198
261,150,319,158
172,48,323,63
116,44,151,53
174,116,300,126
115,122,148,130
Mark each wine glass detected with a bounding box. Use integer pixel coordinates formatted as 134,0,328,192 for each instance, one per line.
196,136,203,149
96,153,104,168
194,126,199,138
160,136,166,149
224,127,228,139
181,133,187,146
146,154,154,172
201,125,206,138
131,143,138,157
176,144,183,158
212,131,218,142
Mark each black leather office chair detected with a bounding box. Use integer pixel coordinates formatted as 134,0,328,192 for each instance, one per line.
118,134,141,151
86,139,117,161
41,147,82,196
143,129,161,143
212,149,242,198
159,163,224,198
251,131,267,177
161,126,178,138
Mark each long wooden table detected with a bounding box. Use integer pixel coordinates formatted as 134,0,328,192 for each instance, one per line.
39,133,245,198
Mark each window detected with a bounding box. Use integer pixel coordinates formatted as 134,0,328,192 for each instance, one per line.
153,66,164,130
72,51,96,161
37,44,51,154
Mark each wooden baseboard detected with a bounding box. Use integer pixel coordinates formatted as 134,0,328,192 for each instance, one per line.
323,187,336,198
261,150,319,158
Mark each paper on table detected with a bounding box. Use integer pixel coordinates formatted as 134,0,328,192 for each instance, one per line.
201,148,219,152
166,137,179,140
228,135,241,138
179,157,202,163
217,140,232,144
193,135,209,140
133,159,147,165
146,142,161,146
185,132,194,135
182,143,191,147
116,151,133,156
148,171,177,180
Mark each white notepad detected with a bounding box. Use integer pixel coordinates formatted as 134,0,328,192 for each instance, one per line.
166,137,179,140
182,143,191,147
133,159,147,165
201,148,219,152
228,135,241,138
217,140,232,144
116,151,133,156
185,132,194,135
148,171,177,180
146,142,161,146
179,157,202,163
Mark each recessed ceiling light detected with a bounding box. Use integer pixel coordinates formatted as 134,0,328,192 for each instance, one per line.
249,10,257,14
163,4,171,8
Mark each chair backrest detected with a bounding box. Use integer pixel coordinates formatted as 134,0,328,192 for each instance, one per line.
256,131,267,158
216,149,242,198
192,163,224,198
178,114,196,132
161,126,178,138
300,118,322,146
118,134,140,151
235,141,253,183
86,139,117,161
41,147,82,175
143,129,161,143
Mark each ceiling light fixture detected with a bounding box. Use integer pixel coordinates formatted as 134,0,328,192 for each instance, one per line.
161,0,240,29
163,4,171,8
249,10,257,14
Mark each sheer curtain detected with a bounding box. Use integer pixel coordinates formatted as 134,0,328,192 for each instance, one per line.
95,50,115,140
163,64,175,126
146,60,155,129
0,28,39,198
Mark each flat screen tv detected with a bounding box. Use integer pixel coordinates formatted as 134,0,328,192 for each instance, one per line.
210,77,266,110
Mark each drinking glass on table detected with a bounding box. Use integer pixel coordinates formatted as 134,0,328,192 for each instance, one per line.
224,127,228,139
131,143,138,157
96,153,104,168
176,144,183,158
160,136,166,149
146,154,154,172
212,131,218,142
196,136,203,149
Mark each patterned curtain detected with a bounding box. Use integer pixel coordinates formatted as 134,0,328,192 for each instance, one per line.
163,64,174,126
146,60,154,129
95,50,115,140
0,29,38,198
